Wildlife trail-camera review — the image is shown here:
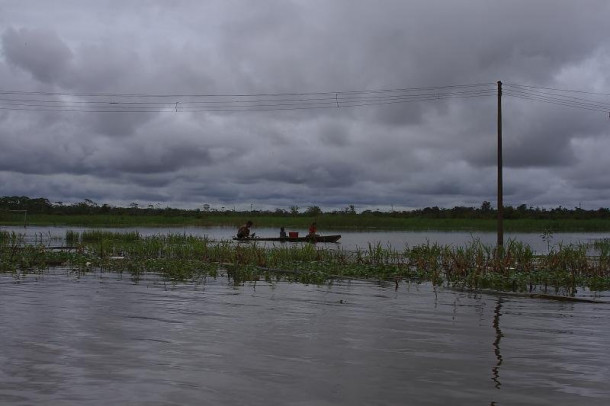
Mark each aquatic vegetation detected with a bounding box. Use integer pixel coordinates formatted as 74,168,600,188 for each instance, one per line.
78,230,141,243
2,231,609,295
65,230,80,245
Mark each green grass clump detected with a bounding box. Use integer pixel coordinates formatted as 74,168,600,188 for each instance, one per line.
2,230,609,296
79,230,141,243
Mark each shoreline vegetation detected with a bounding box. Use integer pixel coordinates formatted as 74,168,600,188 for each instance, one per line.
6,213,610,232
2,196,610,232
2,230,610,296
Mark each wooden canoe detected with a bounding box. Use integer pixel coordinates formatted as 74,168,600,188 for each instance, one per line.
233,234,341,243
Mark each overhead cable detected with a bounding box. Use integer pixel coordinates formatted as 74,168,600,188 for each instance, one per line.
503,83,610,113
0,83,496,113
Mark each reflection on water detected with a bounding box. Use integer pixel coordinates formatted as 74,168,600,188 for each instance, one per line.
1,271,609,405
492,297,503,390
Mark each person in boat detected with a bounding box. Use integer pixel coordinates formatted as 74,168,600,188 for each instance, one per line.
280,227,287,238
237,221,253,239
308,222,319,237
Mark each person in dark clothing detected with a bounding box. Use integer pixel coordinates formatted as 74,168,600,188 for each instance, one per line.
237,221,253,239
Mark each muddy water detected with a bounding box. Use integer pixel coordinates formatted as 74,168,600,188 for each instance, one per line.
3,225,610,253
1,271,608,405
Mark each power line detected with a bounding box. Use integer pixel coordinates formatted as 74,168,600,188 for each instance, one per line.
0,82,495,98
504,91,610,112
1,82,607,114
504,83,610,113
504,82,610,97
0,83,496,113
0,87,494,107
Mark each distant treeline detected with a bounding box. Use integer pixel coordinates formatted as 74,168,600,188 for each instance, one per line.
1,196,609,220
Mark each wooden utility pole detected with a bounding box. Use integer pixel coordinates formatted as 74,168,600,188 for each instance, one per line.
497,81,503,248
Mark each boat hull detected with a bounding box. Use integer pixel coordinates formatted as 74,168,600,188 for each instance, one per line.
233,235,341,243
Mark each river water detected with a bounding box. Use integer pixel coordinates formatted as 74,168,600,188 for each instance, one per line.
1,270,609,406
3,225,610,253
2,226,610,405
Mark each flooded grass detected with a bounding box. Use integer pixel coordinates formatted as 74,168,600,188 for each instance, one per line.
1,230,610,295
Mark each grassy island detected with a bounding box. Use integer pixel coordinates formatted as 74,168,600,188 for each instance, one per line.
2,230,609,296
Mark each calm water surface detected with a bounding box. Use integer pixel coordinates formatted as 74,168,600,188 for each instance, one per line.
1,271,608,405
3,225,610,253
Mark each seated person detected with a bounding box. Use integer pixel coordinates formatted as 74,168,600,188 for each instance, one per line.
237,221,253,238
280,227,287,238
308,222,318,237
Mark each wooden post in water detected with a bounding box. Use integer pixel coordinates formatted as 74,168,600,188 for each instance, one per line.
497,81,504,249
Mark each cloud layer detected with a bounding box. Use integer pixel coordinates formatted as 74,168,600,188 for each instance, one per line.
1,0,610,210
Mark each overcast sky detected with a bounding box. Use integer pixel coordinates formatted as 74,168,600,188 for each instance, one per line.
1,0,610,211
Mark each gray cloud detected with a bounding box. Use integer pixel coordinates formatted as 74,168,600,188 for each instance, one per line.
1,0,610,210
2,27,73,84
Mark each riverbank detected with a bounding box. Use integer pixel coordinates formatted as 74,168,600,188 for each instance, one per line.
3,213,610,232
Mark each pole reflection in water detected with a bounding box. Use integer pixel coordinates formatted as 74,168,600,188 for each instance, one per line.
491,297,504,390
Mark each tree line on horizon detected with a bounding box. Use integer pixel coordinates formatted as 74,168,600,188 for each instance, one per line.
1,196,610,221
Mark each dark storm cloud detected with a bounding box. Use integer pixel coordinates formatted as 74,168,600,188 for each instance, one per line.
86,112,156,138
96,143,213,175
562,137,610,191
319,121,350,147
118,173,178,189
2,27,72,84
68,43,143,92
1,0,609,209
259,161,362,189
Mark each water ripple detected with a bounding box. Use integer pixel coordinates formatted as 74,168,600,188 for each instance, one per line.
1,272,609,405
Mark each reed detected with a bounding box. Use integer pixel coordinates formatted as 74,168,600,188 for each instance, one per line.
2,231,609,295
65,230,80,245
79,230,141,243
